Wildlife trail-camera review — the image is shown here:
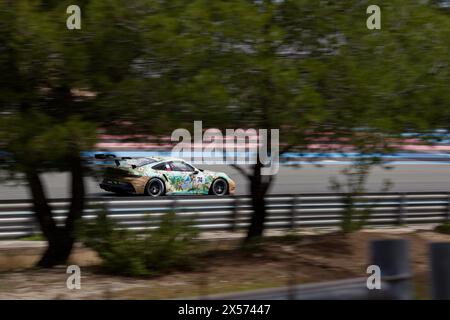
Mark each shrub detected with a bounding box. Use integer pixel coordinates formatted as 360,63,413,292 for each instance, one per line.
142,212,198,272
340,194,371,233
78,211,199,276
435,221,450,235
329,160,392,233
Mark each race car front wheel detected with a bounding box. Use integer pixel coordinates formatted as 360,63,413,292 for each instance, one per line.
211,178,228,196
145,178,165,197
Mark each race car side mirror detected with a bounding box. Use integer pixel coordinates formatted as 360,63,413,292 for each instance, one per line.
193,170,199,175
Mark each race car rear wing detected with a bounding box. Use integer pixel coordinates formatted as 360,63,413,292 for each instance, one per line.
94,153,133,162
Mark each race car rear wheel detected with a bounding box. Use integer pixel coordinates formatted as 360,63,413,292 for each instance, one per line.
145,178,165,197
211,178,228,196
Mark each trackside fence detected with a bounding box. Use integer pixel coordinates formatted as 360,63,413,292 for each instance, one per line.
1,192,450,239
199,240,450,300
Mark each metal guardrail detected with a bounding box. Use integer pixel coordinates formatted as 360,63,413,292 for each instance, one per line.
189,239,412,300
199,278,406,300
1,192,450,239
196,240,450,300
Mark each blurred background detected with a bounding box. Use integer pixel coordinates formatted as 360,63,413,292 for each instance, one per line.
0,0,450,300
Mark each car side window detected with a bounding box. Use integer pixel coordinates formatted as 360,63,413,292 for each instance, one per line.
152,162,172,171
170,161,195,172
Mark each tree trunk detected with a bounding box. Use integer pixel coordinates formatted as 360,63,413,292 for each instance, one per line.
25,168,57,242
65,153,85,234
25,154,85,268
244,162,272,243
38,228,77,267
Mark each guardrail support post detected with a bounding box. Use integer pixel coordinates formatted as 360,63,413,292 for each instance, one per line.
171,198,178,216
397,193,407,225
31,215,39,237
230,196,238,232
446,193,450,221
290,195,297,230
370,239,411,300
430,242,450,300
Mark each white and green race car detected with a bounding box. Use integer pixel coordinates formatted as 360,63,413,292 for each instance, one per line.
99,157,236,197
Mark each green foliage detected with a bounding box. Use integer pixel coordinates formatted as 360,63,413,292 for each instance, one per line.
0,0,449,248
19,233,45,241
279,231,302,244
123,0,450,145
142,212,199,271
1,0,449,139
330,160,393,233
339,194,371,233
1,0,449,163
0,112,96,181
435,221,450,235
78,211,199,276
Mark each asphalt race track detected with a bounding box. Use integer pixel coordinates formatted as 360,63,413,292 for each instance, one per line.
1,164,450,200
